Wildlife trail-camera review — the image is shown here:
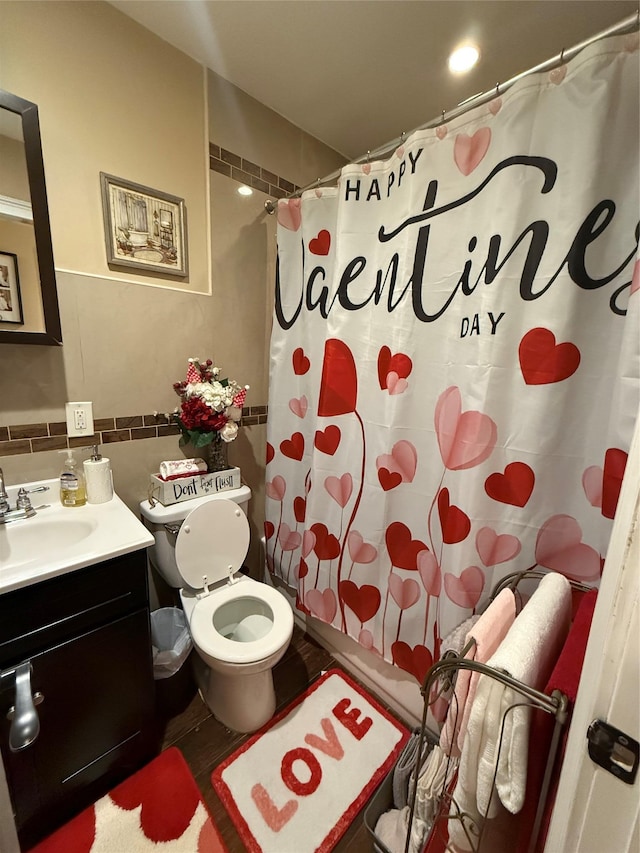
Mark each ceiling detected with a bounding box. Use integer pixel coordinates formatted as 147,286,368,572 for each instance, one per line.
109,1,638,160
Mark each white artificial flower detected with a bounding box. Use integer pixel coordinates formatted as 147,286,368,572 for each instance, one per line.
220,421,238,442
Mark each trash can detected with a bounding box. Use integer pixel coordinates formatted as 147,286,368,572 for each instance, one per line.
150,607,195,717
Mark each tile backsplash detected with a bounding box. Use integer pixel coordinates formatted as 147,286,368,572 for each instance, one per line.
0,406,267,457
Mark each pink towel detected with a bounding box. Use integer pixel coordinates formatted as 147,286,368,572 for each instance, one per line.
439,588,516,757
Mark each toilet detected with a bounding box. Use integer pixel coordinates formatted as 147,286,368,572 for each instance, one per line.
139,486,293,733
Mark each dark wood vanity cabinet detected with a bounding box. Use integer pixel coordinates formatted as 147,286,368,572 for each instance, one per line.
0,550,157,848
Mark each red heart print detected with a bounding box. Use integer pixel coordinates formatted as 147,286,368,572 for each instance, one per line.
305,588,337,623
444,567,485,609
339,580,381,623
535,514,601,581
310,522,341,561
476,526,521,566
347,530,378,564
293,496,306,523
435,386,497,471
292,347,310,375
265,442,275,465
309,229,331,255
385,522,428,570
437,489,471,544
318,338,358,416
377,346,413,389
519,328,581,385
388,574,421,610
485,462,535,507
264,520,275,540
280,432,304,461
295,558,309,580
378,468,402,491
391,641,433,684
602,448,628,520
453,127,491,176
314,425,341,455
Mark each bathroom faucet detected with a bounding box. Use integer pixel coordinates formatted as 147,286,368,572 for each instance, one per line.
0,471,49,523
0,468,8,514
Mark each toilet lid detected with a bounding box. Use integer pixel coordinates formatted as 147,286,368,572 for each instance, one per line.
174,499,250,589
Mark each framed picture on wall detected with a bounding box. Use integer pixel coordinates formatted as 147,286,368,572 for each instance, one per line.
100,173,188,277
0,251,24,325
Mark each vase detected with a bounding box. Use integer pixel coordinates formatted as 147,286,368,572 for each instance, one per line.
206,434,231,472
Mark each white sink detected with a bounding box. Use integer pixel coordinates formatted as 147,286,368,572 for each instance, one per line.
0,479,154,594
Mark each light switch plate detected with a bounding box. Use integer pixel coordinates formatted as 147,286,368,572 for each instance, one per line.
65,401,94,437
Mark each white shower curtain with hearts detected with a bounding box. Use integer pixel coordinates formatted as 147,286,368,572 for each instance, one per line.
265,34,639,687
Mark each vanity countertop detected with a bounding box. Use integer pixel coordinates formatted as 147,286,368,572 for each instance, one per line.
0,478,153,595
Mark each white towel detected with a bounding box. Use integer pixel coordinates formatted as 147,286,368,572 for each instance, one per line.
449,573,571,850
159,458,208,480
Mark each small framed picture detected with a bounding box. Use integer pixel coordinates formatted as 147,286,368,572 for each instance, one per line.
100,173,188,277
0,251,23,325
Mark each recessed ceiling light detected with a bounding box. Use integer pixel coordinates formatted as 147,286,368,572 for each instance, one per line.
237,185,253,196
448,44,480,74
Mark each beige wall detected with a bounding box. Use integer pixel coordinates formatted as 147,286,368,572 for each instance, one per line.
0,0,345,577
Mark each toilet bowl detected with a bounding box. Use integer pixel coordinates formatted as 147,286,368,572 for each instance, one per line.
139,488,293,732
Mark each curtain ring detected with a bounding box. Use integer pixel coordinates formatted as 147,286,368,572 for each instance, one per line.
366,150,371,163
400,131,406,144
495,82,500,95
440,109,446,124
316,177,321,188
560,47,565,65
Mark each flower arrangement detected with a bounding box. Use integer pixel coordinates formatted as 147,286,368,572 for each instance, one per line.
173,358,249,448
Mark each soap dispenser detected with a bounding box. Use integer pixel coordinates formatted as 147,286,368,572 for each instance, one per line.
83,444,114,504
59,448,87,507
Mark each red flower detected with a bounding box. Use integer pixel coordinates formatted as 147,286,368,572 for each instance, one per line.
179,398,228,432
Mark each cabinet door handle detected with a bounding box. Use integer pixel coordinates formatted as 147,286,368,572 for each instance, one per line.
5,663,43,752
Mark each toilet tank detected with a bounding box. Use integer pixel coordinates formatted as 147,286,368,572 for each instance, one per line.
139,485,251,588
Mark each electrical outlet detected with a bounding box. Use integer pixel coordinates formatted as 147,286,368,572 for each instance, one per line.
66,402,94,437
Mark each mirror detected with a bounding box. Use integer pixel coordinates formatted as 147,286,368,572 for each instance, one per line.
0,89,61,345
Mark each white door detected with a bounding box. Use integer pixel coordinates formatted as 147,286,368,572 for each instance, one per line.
544,410,640,852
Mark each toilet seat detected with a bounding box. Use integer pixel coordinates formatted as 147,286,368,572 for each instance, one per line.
187,578,294,665
175,498,249,591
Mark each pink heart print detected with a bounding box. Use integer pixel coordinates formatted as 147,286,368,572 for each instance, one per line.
582,466,603,508
324,473,353,507
388,574,421,610
301,529,316,559
417,550,441,596
376,440,418,483
386,372,409,395
347,530,378,564
277,197,302,231
288,396,308,418
265,475,286,502
453,127,491,175
435,386,497,471
305,588,337,623
278,522,301,552
535,514,601,582
444,566,485,609
476,526,521,566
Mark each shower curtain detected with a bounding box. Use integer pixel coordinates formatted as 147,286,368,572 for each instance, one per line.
266,33,639,686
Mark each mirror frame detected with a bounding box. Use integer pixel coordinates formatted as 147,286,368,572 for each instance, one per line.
0,89,62,345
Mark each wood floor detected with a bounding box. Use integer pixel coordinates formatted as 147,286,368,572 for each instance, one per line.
156,625,397,852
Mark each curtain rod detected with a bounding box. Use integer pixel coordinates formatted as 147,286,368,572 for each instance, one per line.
265,11,638,214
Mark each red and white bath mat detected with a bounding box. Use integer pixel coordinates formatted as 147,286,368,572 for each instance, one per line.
211,668,409,852
29,747,227,853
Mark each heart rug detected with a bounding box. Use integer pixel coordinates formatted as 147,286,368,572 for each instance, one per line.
211,668,409,852
29,747,226,853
